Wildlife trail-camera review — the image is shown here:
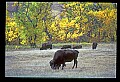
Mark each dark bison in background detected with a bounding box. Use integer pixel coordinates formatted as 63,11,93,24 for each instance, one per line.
61,45,71,49
73,45,82,49
49,49,79,70
92,42,98,49
40,42,52,50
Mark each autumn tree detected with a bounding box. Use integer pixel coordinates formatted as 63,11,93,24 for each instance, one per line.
87,3,117,42
6,2,117,45
6,8,20,45
57,2,117,43
12,2,53,47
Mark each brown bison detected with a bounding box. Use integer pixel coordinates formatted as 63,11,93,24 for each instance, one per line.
61,45,71,49
40,42,52,50
92,42,98,49
73,45,82,49
49,49,79,70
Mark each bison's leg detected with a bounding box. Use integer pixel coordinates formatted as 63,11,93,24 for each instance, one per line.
72,59,77,69
50,45,52,49
72,59,76,69
63,63,66,67
61,62,66,70
75,59,78,68
61,64,64,70
55,64,59,69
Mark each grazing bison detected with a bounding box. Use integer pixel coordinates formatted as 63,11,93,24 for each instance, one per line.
73,45,82,49
92,42,98,49
61,45,71,49
40,42,52,50
49,49,79,70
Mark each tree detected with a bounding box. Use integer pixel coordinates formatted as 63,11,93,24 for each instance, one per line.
6,2,117,45
12,2,53,47
6,9,20,45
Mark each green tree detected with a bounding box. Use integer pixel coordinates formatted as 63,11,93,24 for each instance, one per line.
13,2,53,47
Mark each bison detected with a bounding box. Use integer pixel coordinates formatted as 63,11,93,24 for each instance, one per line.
92,42,98,49
61,45,71,49
73,45,82,49
49,49,79,70
40,42,52,50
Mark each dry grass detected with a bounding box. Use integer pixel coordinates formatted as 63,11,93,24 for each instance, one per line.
5,43,116,78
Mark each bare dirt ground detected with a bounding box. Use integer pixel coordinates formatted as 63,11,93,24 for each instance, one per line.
5,43,116,78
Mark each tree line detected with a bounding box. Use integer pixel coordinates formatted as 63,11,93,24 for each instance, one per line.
6,2,117,47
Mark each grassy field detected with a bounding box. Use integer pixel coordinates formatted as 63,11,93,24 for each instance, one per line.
5,43,116,78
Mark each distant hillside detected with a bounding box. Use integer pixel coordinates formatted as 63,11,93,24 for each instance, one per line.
51,2,63,18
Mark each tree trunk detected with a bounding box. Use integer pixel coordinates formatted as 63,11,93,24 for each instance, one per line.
29,35,37,48
44,27,52,42
98,28,100,42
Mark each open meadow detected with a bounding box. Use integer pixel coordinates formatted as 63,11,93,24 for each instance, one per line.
5,43,116,78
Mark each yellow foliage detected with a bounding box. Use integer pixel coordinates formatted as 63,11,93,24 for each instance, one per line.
12,2,18,6
65,2,76,8
71,33,77,38
19,26,23,29
82,26,86,30
65,4,70,8
109,10,114,17
87,2,93,5
20,40,26,45
82,18,88,23
59,30,65,34
6,17,19,42
81,8,84,11
51,22,55,28
91,34,95,37
75,24,79,28
105,18,111,25
69,20,76,26
67,32,71,38
59,18,76,28
8,31,13,37
60,12,65,17
62,17,68,23
15,28,18,31
79,32,83,36
59,22,66,27
8,38,12,41
53,27,57,32
60,34,65,40
75,16,80,20
85,3,89,6
8,22,17,27
59,18,69,27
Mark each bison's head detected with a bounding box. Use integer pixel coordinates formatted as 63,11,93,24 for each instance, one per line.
49,60,61,70
49,60,55,69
